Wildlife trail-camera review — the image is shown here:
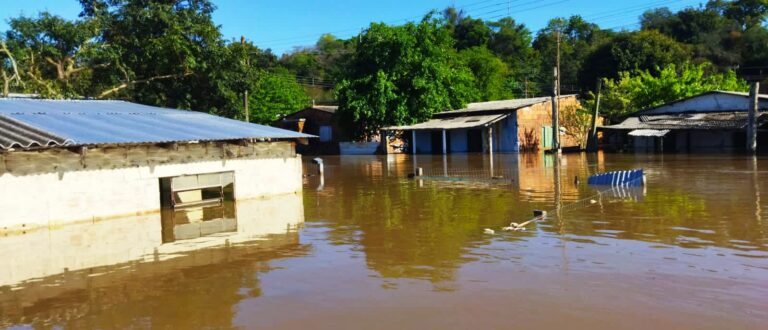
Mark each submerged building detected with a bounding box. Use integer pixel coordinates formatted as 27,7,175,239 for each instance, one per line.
382,96,582,154
0,99,312,237
273,104,341,155
601,91,768,153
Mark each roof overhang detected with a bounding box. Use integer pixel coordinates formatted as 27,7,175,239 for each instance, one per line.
382,113,509,131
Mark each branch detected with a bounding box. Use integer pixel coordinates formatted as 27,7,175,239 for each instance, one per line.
97,72,193,98
0,41,23,97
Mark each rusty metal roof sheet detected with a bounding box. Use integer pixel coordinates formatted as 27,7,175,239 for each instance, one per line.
0,99,313,150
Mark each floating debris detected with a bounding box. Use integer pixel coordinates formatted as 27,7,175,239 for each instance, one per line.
483,228,495,235
508,219,535,231
587,169,645,187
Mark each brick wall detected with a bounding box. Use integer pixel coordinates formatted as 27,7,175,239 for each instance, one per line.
516,96,581,151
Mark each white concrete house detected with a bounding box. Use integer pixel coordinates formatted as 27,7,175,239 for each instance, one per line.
0,99,313,240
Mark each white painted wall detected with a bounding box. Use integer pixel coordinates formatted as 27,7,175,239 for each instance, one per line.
0,141,303,230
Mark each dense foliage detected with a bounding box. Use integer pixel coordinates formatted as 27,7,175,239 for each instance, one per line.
583,62,749,123
336,17,476,139
1,0,765,135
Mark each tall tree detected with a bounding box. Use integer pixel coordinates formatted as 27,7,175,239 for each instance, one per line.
487,17,534,85
579,30,690,89
533,16,612,94
3,13,102,97
336,16,476,139
458,46,511,101
78,0,225,110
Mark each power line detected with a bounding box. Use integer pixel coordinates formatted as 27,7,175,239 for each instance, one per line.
252,0,510,47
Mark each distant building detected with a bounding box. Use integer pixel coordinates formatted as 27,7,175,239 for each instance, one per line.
382,96,581,154
0,99,312,240
274,105,341,154
601,91,768,153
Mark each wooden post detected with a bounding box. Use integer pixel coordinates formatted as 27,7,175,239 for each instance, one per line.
412,130,417,155
488,126,494,177
748,81,760,153
380,130,388,154
442,129,447,154
587,79,602,152
487,126,494,155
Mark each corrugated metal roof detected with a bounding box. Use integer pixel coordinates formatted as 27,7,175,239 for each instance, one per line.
434,95,575,117
0,99,313,150
603,112,768,131
0,115,74,149
634,90,768,116
382,113,509,131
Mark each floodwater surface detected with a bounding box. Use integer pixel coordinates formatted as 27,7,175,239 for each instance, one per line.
1,153,767,329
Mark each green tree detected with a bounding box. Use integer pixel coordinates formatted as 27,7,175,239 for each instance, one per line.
248,68,310,124
533,16,612,95
336,16,476,139
78,0,225,110
487,17,535,86
3,12,102,98
593,62,748,122
458,46,510,101
580,30,690,89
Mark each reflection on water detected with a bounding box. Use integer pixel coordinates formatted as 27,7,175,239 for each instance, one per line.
3,153,768,328
0,193,305,328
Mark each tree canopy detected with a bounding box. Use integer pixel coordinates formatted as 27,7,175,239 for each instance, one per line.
1,0,765,138
588,62,748,123
335,16,476,139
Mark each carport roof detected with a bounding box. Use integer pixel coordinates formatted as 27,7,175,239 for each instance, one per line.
382,113,509,131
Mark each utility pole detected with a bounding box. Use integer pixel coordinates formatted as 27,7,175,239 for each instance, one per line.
748,81,760,153
551,29,561,153
241,36,250,123
587,79,602,152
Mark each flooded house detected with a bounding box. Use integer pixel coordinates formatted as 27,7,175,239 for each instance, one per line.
273,104,341,154
381,96,582,154
0,99,312,239
601,91,768,153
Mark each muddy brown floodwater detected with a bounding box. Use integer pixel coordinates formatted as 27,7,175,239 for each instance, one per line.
1,153,767,329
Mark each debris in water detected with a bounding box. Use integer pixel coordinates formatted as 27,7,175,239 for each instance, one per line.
483,228,495,235
507,219,535,231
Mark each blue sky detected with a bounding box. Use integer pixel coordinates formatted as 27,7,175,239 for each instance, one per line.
2,0,705,55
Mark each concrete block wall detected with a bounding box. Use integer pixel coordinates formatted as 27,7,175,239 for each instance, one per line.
0,141,303,230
